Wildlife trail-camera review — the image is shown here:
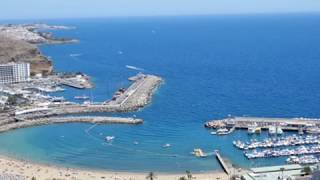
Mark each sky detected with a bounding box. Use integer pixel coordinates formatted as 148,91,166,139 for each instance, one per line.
1,0,320,20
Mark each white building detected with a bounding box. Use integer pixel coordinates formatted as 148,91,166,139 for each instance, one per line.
0,63,30,84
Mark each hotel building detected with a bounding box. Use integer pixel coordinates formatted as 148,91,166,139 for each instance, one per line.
0,63,30,84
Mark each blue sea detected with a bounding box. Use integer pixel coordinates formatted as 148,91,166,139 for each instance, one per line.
0,14,320,172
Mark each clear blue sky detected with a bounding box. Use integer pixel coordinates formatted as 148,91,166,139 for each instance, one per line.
1,0,320,19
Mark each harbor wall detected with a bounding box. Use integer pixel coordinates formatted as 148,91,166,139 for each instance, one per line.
0,116,143,133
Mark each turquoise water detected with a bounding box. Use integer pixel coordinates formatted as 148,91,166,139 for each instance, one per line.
0,14,320,172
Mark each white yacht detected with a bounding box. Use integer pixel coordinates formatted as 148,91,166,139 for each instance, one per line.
269,126,277,135
248,124,261,134
276,127,283,135
105,136,115,142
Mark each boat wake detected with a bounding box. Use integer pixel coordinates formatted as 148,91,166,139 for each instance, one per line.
70,53,82,58
125,65,145,71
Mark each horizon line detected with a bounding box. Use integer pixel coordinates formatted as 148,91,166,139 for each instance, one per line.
1,11,320,22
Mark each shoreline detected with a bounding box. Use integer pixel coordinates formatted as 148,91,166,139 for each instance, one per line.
0,154,228,180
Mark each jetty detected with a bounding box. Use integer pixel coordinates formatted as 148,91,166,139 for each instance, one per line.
0,116,143,133
106,73,163,111
215,151,232,175
205,116,320,132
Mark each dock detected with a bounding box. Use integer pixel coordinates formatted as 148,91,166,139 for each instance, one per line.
106,74,163,111
215,151,231,175
205,116,320,132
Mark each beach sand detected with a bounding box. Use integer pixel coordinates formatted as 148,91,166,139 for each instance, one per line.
0,155,229,180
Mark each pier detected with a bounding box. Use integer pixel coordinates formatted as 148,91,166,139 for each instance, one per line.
106,73,163,110
215,151,231,175
0,116,143,133
205,116,320,132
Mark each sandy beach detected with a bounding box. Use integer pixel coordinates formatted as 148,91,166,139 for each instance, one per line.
0,155,228,180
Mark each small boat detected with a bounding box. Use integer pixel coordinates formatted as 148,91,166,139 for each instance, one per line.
215,128,229,135
74,95,90,100
248,125,261,134
51,97,65,102
306,127,320,134
192,148,207,157
269,126,277,135
163,143,171,148
105,136,115,142
133,141,139,145
276,127,283,135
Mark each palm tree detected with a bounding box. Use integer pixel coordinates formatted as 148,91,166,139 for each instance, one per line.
146,172,156,180
186,170,192,180
280,167,285,179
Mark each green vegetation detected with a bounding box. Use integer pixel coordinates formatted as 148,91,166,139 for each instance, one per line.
6,94,19,106
302,166,312,175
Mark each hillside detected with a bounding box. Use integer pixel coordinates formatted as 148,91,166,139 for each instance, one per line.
0,35,52,75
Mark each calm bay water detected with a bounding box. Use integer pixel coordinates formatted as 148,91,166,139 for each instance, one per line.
0,15,320,172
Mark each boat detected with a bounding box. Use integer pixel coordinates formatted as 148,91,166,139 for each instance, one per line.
133,141,139,145
269,126,277,135
248,124,261,134
214,128,230,135
163,143,171,148
306,127,320,134
192,149,207,157
276,127,283,135
210,131,217,135
105,136,115,142
74,95,90,100
51,97,65,102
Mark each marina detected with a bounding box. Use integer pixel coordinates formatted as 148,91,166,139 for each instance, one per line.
206,116,320,166
244,145,320,159
233,135,320,150
286,155,320,165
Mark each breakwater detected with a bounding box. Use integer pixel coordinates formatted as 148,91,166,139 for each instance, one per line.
106,74,163,111
0,116,143,133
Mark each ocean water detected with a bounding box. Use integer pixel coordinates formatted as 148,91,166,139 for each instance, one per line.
0,14,320,172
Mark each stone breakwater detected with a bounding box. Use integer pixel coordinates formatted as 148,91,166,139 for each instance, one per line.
106,74,163,111
0,116,143,133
